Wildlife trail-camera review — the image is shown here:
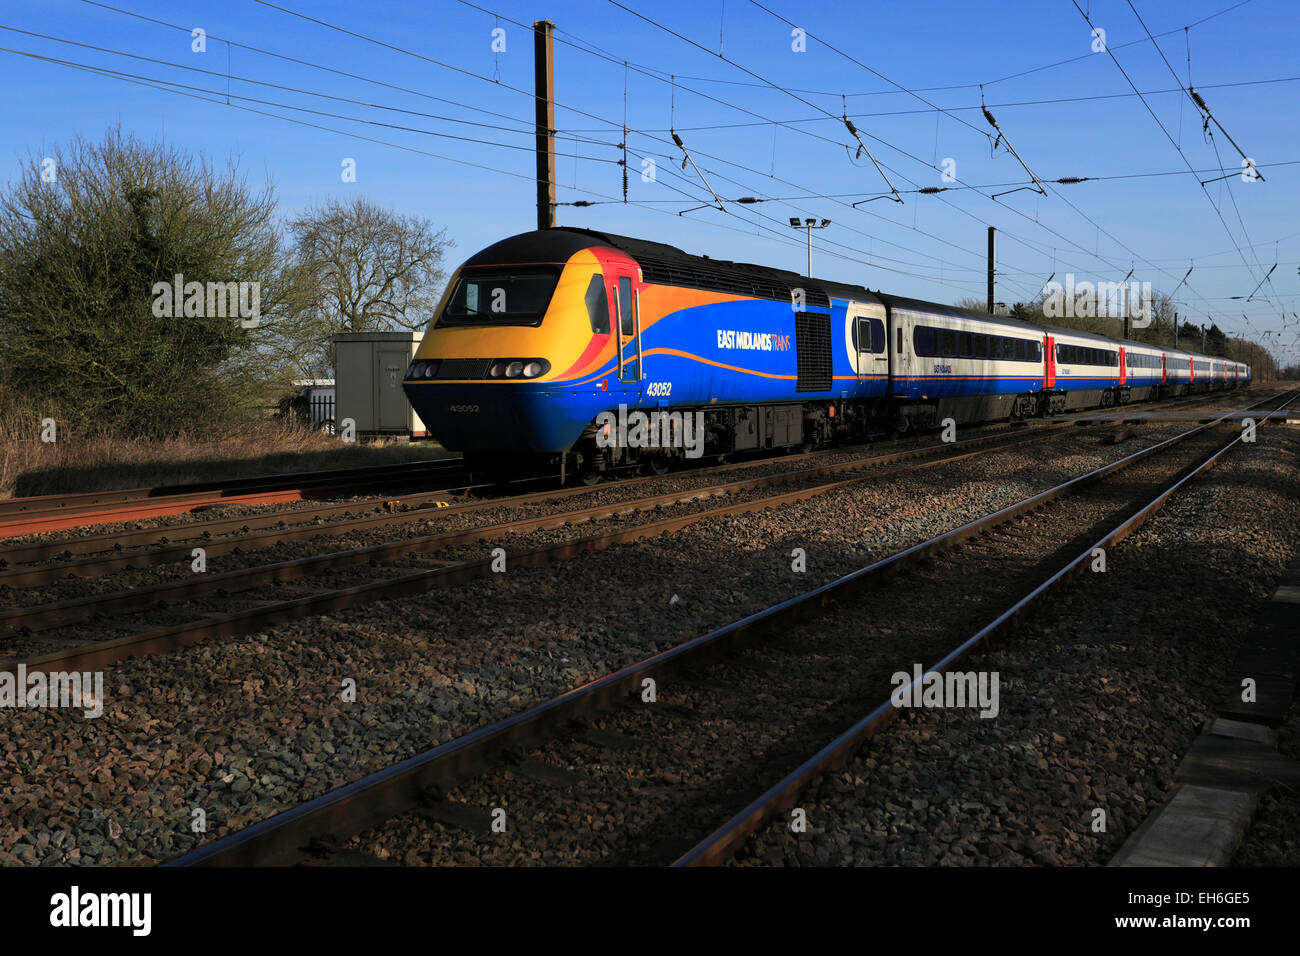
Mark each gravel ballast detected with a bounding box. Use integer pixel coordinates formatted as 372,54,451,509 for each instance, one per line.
0,394,1291,867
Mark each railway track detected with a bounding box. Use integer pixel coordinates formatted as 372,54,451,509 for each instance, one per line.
0,421,1069,669
0,418,1048,585
0,386,1264,584
0,389,1272,675
0,385,1249,557
0,456,471,539
159,388,1293,866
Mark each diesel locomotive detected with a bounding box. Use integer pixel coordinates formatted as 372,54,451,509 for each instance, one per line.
402,228,1250,482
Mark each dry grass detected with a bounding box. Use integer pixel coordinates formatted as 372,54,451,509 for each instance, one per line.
0,414,447,498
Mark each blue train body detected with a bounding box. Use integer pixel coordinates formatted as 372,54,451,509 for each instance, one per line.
402,229,1251,478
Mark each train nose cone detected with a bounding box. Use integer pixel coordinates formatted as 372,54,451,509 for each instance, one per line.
403,382,597,454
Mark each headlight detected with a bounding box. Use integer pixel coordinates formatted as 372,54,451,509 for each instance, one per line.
489,361,507,378
523,361,545,378
506,361,524,378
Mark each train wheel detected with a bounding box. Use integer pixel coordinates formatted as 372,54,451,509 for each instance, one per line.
642,454,671,477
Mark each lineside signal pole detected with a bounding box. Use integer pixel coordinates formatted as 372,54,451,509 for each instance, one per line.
534,19,556,230
986,226,996,313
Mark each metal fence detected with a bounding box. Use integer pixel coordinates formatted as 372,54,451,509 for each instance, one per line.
307,389,335,427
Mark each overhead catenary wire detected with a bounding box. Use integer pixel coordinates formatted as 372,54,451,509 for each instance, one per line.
596,0,1242,325
1070,0,1269,314
455,0,1226,311
62,0,1284,336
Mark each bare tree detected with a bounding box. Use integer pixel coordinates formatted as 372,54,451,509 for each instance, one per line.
281,197,452,374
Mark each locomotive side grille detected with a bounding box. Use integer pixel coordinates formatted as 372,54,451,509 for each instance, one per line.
634,254,831,308
436,358,491,379
795,311,833,392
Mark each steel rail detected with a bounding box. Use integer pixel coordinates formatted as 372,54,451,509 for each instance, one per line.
0,423,1062,587
671,389,1298,866
0,460,470,539
5,429,1059,672
0,425,1060,631
0,416,1052,567
0,456,465,518
0,386,1261,565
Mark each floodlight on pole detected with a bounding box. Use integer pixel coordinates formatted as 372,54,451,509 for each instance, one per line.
790,217,832,277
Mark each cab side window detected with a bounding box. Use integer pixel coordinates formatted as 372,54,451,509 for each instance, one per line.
857,317,886,353
618,277,634,336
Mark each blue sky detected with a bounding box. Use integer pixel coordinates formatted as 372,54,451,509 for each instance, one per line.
3,0,1297,363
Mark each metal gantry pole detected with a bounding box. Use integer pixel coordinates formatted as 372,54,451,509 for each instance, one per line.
987,226,996,313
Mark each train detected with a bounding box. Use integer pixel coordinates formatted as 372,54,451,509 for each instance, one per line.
402,228,1251,482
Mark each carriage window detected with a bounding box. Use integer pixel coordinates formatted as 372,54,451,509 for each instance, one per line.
1002,337,1016,360
913,326,935,356
618,277,634,336
974,334,987,358
959,331,973,357
584,274,609,334
941,329,958,357
1014,339,1026,361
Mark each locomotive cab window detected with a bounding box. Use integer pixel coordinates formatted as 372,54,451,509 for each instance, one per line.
440,267,560,327
584,274,610,334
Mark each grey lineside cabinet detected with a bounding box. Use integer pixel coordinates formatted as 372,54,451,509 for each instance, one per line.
331,331,428,438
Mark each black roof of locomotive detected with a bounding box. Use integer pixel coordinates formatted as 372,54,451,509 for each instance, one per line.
463,228,868,309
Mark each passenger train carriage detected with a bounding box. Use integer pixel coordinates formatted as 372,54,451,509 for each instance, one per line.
403,228,1250,481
